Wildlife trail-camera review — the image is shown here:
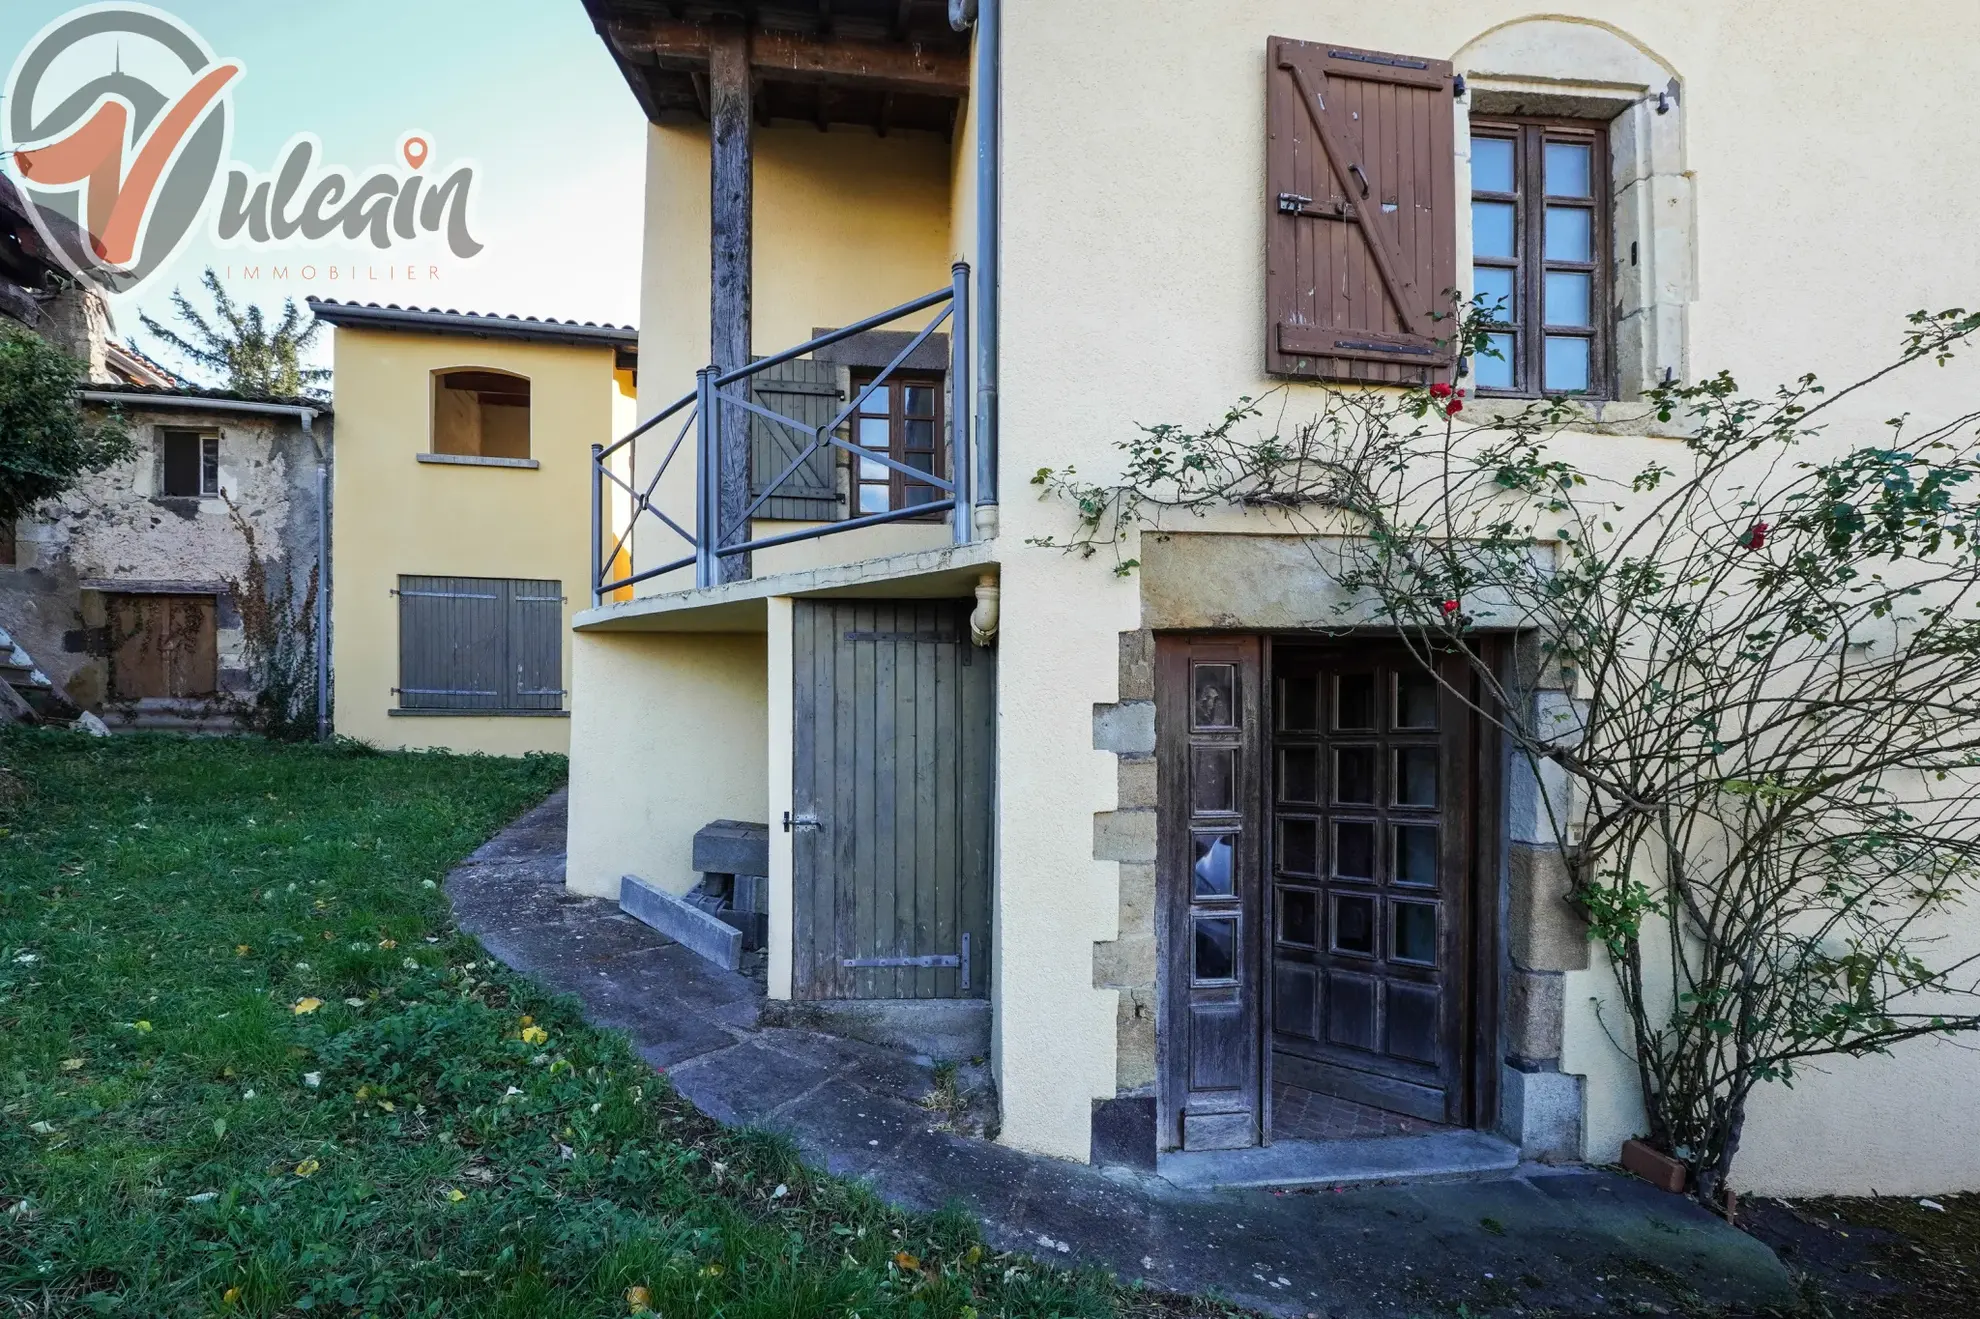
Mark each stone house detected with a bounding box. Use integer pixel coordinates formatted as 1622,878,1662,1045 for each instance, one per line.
561,0,1980,1199
0,177,331,731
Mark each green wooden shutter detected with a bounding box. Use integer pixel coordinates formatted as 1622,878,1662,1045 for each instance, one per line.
750,358,844,521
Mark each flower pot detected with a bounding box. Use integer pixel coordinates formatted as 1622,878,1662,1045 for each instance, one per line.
1621,1138,1688,1194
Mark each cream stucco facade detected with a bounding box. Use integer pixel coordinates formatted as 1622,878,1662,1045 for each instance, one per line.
323,310,634,754
569,2,1980,1194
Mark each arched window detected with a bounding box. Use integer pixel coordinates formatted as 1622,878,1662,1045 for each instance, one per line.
432,369,532,460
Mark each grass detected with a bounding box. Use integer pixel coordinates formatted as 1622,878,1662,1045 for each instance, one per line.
0,731,1229,1319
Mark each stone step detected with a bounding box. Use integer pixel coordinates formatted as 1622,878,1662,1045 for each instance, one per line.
1156,1129,1522,1191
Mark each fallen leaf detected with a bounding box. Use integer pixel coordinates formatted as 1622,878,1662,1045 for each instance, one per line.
377,938,397,950
28,1121,57,1135
624,1285,652,1313
133,1020,152,1033
223,1285,241,1304
701,1263,724,1278
293,1158,320,1177
521,1026,548,1046
292,998,323,1015
235,945,250,957
519,1015,534,1028
57,1058,83,1072
1921,1198,1946,1212
893,1251,922,1272
447,1188,466,1202
301,1072,321,1088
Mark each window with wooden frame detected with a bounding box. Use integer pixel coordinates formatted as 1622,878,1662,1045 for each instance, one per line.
1468,118,1610,398
159,428,220,498
847,373,943,516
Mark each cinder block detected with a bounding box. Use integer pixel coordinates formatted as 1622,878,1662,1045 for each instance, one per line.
692,819,769,877
1093,701,1156,756
620,873,741,971
1508,845,1590,972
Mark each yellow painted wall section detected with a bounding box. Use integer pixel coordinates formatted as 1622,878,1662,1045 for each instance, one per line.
633,123,955,592
766,597,796,999
329,325,618,754
985,0,1980,1180
566,629,769,900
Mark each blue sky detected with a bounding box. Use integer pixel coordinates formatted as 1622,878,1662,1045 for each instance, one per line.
0,0,649,375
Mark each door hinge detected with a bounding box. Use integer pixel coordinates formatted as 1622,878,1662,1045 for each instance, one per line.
783,810,820,833
842,932,971,989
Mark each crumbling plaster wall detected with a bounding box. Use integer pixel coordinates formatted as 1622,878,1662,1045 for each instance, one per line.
0,405,328,708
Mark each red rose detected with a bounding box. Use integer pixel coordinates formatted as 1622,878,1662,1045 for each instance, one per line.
1429,382,1453,399
1441,599,1461,616
1742,522,1769,551
1446,400,1464,416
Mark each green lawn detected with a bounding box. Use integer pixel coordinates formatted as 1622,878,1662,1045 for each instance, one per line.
0,732,1200,1319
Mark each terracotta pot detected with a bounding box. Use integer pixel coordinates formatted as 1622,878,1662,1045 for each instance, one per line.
1621,1138,1688,1194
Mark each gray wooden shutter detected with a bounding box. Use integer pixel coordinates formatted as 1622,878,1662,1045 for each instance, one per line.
1266,37,1459,384
750,358,844,521
398,576,504,710
506,578,564,710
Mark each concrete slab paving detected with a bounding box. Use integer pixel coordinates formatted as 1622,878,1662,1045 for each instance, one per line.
448,790,1798,1319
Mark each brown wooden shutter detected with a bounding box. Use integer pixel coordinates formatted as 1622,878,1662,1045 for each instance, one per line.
1266,38,1458,384
751,359,845,521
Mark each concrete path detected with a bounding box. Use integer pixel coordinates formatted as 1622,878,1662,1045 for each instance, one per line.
448,791,1798,1318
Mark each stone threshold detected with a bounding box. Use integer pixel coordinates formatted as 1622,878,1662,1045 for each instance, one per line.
1158,1129,1520,1191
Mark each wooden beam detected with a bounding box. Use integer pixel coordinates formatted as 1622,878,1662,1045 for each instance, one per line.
709,23,753,584
607,17,967,99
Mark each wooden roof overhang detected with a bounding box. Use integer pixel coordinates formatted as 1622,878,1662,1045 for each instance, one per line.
583,1,971,137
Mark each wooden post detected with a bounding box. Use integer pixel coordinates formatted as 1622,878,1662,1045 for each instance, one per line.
709,22,752,583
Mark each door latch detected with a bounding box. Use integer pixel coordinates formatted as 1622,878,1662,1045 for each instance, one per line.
1277,191,1313,215
783,811,820,833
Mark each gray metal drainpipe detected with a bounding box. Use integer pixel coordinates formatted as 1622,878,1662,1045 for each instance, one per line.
311,418,330,744
965,0,1000,517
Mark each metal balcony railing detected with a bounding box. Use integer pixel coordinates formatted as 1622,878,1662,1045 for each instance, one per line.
591,262,973,605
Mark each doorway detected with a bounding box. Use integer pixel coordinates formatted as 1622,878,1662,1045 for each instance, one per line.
1156,635,1497,1152
789,599,994,1002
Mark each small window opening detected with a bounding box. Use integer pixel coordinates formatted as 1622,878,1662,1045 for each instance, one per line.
433,370,532,459
160,429,220,498
846,373,943,516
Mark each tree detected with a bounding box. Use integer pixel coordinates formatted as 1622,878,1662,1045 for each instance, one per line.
1032,305,1980,1211
0,322,134,522
138,268,331,399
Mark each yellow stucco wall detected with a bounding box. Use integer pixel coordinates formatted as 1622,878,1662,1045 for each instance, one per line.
631,123,958,591
329,325,621,754
985,0,1980,1178
589,1,1980,1190
565,629,770,900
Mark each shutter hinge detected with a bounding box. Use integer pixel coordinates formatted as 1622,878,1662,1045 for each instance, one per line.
1452,74,1468,97
1277,192,1313,215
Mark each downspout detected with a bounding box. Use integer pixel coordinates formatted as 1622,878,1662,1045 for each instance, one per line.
311,416,330,744
957,0,999,536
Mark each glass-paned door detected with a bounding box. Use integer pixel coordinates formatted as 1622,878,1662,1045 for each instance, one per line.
1266,644,1476,1125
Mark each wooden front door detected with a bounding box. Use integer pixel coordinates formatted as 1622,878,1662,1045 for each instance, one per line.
1266,644,1479,1125
790,599,993,1001
109,594,218,700
1156,636,1266,1151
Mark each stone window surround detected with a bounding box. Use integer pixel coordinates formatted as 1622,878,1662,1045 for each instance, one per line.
1452,17,1693,431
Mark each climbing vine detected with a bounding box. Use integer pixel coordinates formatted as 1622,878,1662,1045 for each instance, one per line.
1034,305,1980,1211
